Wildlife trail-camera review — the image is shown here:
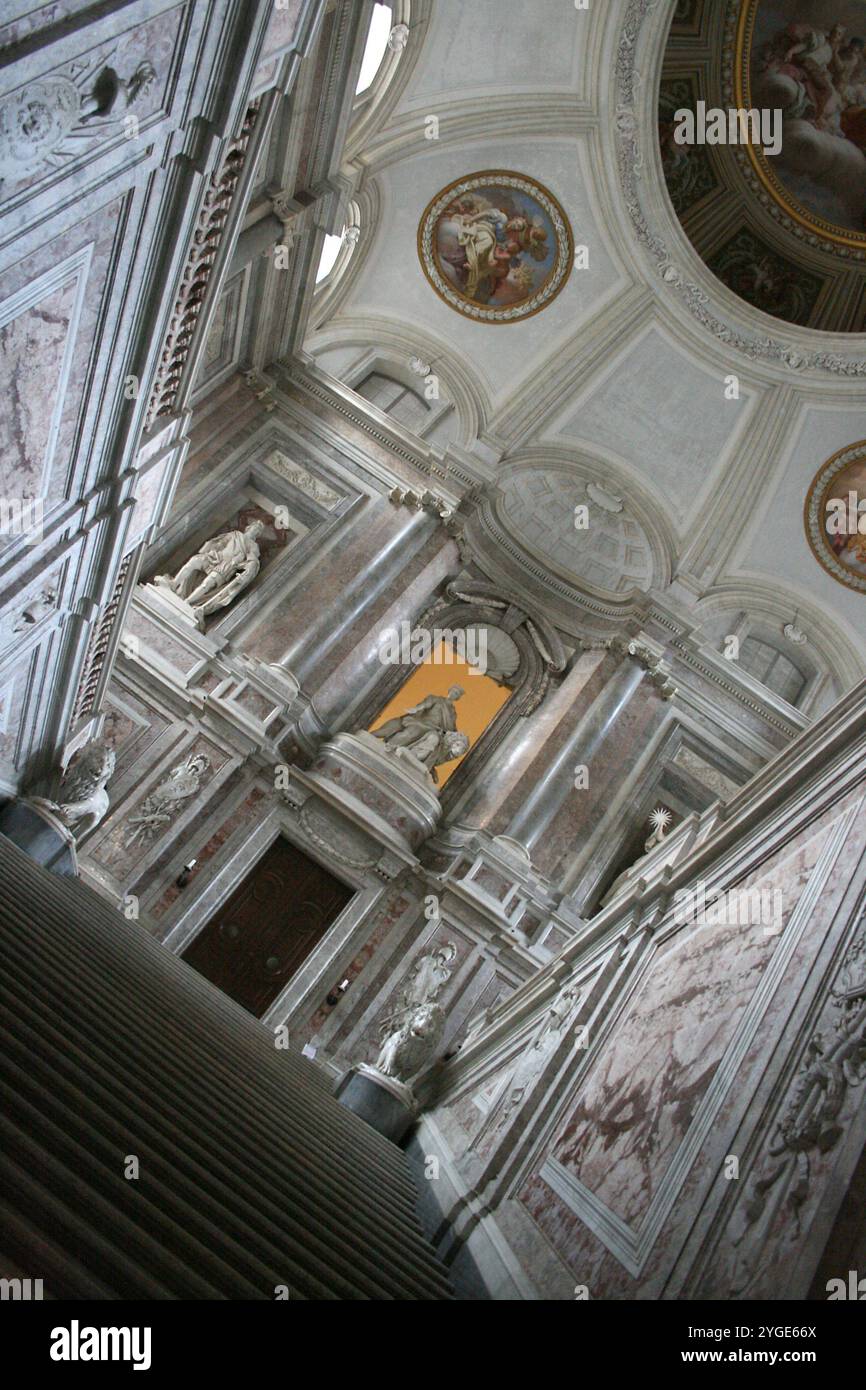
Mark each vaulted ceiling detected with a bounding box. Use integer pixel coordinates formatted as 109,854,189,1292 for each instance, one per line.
296,0,865,701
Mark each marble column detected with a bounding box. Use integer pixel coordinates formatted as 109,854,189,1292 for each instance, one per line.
505,652,647,857
450,648,607,831
315,537,460,728
279,506,437,689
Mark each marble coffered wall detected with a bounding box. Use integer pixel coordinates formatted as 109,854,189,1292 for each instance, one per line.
0,0,326,798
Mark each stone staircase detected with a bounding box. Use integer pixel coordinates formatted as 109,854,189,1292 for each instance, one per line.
0,835,453,1300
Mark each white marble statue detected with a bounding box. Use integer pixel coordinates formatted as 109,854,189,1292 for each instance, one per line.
375,1002,446,1082
155,520,264,621
374,942,458,1083
34,741,116,835
124,752,210,847
372,685,469,781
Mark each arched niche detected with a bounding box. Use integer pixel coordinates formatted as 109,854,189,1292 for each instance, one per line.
351,579,566,811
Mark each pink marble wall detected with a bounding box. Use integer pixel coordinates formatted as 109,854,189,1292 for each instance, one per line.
306,888,415,1040
514,788,866,1297
243,501,431,672
171,380,260,504
0,197,125,504
0,657,31,777
149,784,268,926
261,0,308,58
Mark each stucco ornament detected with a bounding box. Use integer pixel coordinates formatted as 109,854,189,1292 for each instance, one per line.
155,520,265,622
0,59,156,182
388,22,410,52
644,805,672,853
480,981,583,1142
124,753,211,848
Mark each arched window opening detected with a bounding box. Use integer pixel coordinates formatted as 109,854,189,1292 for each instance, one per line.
356,370,432,431
738,636,807,707
356,3,393,94
315,233,344,284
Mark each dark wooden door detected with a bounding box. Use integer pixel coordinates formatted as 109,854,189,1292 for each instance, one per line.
181,837,353,1016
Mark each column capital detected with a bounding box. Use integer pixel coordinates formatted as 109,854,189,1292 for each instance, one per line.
580,636,678,700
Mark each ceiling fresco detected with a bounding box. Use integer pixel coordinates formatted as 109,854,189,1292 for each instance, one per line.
805,441,866,592
740,0,866,244
660,0,866,331
417,171,574,323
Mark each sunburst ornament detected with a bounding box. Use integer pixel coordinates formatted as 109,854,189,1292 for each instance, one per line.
644,806,673,854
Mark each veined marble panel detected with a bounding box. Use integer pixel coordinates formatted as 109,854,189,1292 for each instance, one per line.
519,800,859,1285
0,197,124,507
549,833,829,1229
0,247,90,503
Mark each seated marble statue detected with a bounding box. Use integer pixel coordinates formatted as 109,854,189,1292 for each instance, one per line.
155,520,265,620
371,685,469,781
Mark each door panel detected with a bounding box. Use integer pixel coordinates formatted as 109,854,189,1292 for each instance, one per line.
182,837,353,1016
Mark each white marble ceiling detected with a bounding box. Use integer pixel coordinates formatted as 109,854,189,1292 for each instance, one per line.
304,0,866,688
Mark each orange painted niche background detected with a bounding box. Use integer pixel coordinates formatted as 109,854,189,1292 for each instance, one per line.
369,638,512,785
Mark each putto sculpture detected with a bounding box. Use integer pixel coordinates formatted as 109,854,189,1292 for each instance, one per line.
154,519,265,626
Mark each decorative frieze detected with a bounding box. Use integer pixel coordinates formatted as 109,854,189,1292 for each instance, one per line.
146,99,261,429
71,553,134,729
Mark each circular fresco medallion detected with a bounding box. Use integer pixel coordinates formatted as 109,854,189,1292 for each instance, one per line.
804,441,866,593
417,171,574,323
735,0,866,249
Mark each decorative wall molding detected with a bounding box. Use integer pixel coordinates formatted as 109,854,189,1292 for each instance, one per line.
71,551,135,730
146,99,262,429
